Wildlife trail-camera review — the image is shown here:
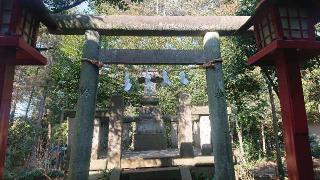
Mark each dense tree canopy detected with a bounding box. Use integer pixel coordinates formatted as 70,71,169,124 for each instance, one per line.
4,0,320,179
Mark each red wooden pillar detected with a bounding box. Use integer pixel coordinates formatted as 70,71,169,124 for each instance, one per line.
275,49,314,180
0,48,15,178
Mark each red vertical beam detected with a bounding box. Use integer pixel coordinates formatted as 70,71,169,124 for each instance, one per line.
275,49,314,180
0,48,15,179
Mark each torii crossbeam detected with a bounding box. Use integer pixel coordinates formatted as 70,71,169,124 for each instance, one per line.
51,15,251,36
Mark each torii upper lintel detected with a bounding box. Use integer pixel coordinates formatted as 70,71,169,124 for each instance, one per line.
50,15,252,36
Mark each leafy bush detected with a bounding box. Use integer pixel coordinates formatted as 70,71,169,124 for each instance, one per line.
47,169,64,178
5,169,65,180
99,169,113,180
51,122,68,145
6,121,36,168
310,135,320,158
18,169,46,180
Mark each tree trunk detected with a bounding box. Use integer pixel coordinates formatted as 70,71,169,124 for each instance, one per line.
24,68,39,121
266,78,285,180
235,116,245,163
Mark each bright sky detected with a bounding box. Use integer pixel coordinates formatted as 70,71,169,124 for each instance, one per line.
75,1,92,14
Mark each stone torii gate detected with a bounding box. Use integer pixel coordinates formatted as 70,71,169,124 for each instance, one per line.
50,15,250,180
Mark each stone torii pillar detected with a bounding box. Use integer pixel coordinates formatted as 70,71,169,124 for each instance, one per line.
204,32,235,180
67,30,101,180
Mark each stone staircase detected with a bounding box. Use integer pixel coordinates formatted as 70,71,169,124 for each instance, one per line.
111,166,192,180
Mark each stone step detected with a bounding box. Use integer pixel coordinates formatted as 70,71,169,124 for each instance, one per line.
121,167,181,180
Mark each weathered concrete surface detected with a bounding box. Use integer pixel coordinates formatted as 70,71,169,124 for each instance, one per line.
178,93,194,157
50,15,251,36
107,96,125,170
191,106,210,115
89,159,107,170
121,156,214,169
120,149,212,168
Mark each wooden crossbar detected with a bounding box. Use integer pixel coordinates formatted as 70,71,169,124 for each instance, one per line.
100,49,208,65
50,15,252,36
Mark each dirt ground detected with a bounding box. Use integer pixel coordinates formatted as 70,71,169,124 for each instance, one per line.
253,158,320,180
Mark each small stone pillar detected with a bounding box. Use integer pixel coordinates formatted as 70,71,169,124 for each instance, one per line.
193,120,201,149
199,116,212,155
107,96,124,170
122,122,131,150
65,117,75,171
178,93,194,157
170,121,178,148
90,118,100,160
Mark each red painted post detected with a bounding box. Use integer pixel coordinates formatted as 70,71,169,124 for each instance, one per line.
0,48,15,178
275,49,314,180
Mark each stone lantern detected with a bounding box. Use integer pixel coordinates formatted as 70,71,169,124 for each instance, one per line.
0,0,57,177
238,0,320,179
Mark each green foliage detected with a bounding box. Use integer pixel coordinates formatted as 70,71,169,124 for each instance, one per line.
17,169,46,180
310,135,320,158
46,169,65,178
5,169,64,180
236,0,259,16
51,122,68,145
44,0,143,13
47,36,83,123
99,169,113,180
6,121,36,169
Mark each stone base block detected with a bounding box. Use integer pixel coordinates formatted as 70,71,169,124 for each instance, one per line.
180,143,194,158
134,134,167,151
201,144,213,156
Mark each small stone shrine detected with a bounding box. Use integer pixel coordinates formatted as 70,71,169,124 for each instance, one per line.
134,71,167,151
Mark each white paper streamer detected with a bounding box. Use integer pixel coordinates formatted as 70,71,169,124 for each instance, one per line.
124,71,132,92
179,71,189,85
162,70,172,86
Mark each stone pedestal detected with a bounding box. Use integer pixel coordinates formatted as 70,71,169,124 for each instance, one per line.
134,99,167,151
